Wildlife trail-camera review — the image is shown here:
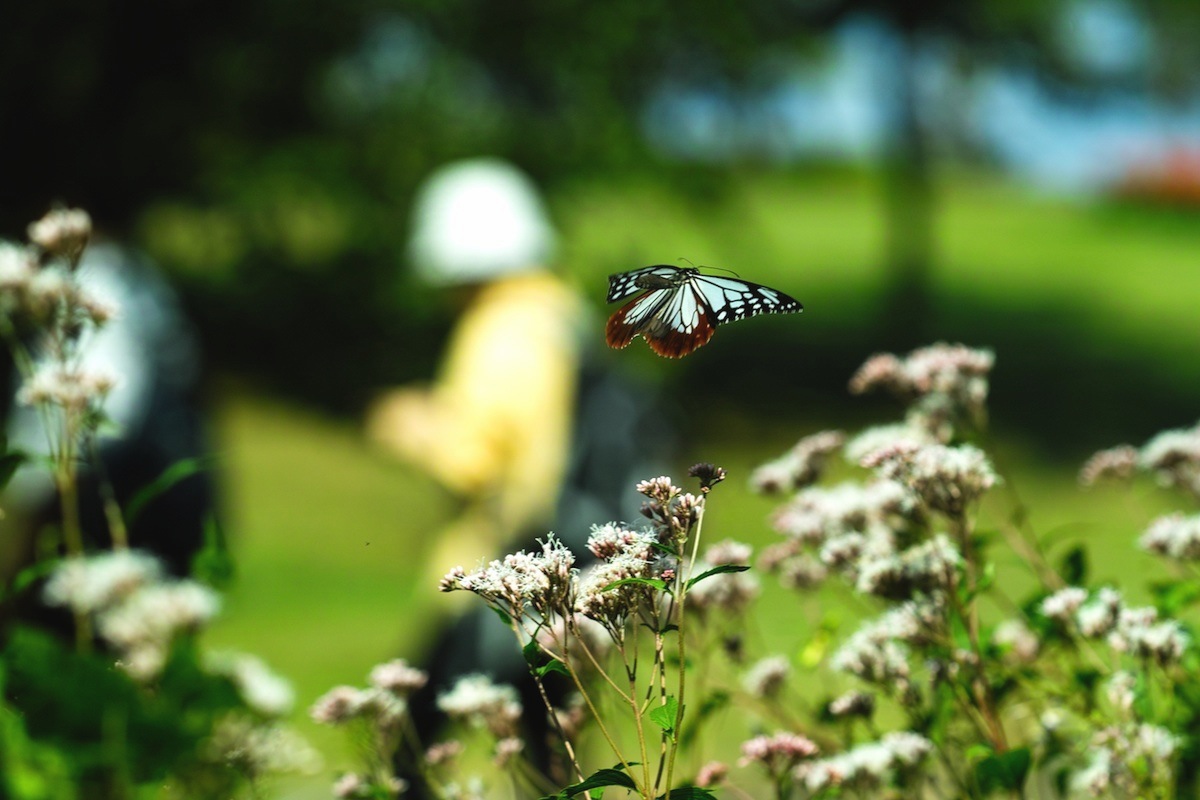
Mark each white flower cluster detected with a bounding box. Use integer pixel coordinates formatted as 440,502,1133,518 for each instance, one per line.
436,674,522,739
207,652,296,718
310,658,430,728
863,441,998,518
1139,421,1200,498
796,731,932,792
1084,421,1200,498
849,344,994,439
42,550,219,680
1139,513,1200,561
855,533,963,599
1070,722,1178,797
440,534,576,618
16,362,118,412
773,480,913,545
1041,586,1188,666
830,597,946,700
750,430,846,494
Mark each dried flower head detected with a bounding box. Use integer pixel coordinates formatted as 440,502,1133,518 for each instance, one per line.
370,659,429,696
688,462,727,492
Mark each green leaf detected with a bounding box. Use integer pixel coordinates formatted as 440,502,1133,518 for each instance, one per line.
190,515,234,587
1150,579,1200,616
522,640,570,679
685,564,749,590
124,456,215,528
1058,544,1088,586
648,696,680,737
657,788,717,800
555,768,638,797
0,449,27,491
487,605,512,626
974,747,1031,795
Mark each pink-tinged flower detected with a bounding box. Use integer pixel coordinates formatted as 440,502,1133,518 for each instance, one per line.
370,659,429,696
1079,445,1138,486
424,740,464,766
739,732,819,774
310,687,369,725
695,761,728,787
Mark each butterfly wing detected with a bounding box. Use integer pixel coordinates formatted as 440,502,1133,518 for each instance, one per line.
606,265,683,303
605,280,716,358
605,268,802,358
691,274,803,324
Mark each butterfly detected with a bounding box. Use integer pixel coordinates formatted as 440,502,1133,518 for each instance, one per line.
605,265,803,358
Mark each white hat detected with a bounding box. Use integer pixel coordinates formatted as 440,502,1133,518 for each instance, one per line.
407,158,557,286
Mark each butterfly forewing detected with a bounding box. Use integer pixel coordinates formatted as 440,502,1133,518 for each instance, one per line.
605,265,682,303
692,275,803,323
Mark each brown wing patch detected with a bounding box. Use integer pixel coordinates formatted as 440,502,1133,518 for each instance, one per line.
605,302,639,350
643,305,716,358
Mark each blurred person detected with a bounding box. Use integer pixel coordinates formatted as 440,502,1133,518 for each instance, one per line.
1,239,218,596
368,158,582,587
367,158,670,791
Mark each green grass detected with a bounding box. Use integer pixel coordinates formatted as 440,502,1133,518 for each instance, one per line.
201,170,1200,797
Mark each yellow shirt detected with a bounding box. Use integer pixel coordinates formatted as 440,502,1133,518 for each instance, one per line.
368,271,583,564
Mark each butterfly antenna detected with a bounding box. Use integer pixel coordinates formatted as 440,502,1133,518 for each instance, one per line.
699,264,742,278
676,257,696,268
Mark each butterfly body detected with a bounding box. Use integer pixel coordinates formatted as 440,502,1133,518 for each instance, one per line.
605,265,802,358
